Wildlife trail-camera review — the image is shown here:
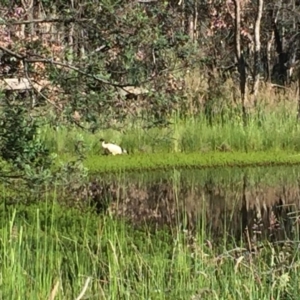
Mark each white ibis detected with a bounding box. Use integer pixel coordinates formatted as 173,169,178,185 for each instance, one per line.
99,139,127,155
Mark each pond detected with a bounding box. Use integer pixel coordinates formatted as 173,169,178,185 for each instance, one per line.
2,165,300,298
91,165,300,243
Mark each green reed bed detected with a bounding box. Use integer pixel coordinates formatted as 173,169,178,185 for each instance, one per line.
83,150,300,174
0,200,299,299
42,109,300,156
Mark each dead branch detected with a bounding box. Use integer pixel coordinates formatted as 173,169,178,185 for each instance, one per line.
0,45,153,88
0,46,23,59
137,0,158,2
0,17,92,25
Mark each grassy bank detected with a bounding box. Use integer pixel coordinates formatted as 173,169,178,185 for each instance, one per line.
43,108,300,157
82,150,300,174
0,202,298,299
41,108,300,172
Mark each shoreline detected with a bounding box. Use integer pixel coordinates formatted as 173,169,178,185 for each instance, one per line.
82,150,300,174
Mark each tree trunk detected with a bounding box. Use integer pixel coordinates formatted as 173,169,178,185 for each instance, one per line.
266,8,280,83
21,0,34,37
193,1,198,42
251,0,263,104
297,67,300,120
233,0,247,126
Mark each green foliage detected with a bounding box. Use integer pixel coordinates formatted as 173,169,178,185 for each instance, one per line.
45,0,197,128
2,0,299,130
0,104,51,169
0,100,89,191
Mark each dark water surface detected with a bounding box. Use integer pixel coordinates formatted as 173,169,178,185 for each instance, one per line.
91,165,300,242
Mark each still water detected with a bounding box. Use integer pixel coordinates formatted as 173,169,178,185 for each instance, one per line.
91,166,300,242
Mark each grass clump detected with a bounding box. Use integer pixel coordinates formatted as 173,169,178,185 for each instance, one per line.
43,108,300,157
0,199,300,299
40,107,300,173
82,150,300,174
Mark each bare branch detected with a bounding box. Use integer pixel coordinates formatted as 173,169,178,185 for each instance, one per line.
21,64,89,130
23,63,62,110
26,56,131,87
0,46,24,59
0,17,92,25
137,0,157,2
0,45,129,87
0,45,158,88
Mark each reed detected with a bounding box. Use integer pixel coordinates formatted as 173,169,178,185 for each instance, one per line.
0,197,299,299
43,107,300,158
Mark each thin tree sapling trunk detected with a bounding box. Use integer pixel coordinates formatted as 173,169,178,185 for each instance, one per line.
233,0,247,126
251,0,264,105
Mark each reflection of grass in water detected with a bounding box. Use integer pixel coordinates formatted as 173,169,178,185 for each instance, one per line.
98,165,300,191
1,200,299,299
96,165,300,227
42,109,300,156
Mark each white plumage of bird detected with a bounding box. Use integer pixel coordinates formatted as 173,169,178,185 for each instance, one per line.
99,138,127,155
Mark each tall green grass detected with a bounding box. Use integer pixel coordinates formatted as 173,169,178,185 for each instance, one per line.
0,197,299,299
42,108,300,156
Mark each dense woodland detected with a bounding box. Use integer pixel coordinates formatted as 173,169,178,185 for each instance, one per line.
1,0,300,123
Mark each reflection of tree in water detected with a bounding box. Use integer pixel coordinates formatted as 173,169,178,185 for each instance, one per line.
84,175,300,243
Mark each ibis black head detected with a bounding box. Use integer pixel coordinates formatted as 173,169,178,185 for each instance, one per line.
99,138,105,142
